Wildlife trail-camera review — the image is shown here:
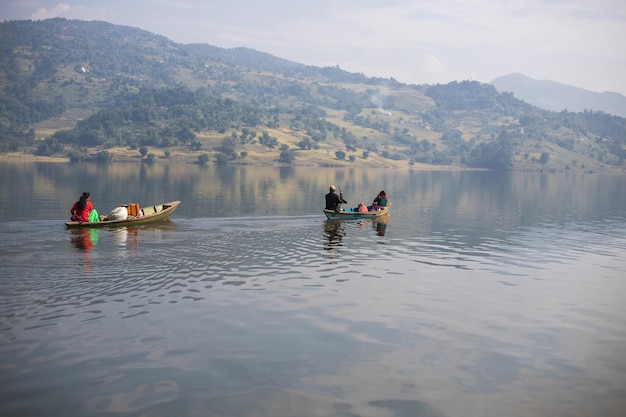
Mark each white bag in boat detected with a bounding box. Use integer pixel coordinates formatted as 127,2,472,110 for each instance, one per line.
108,206,128,221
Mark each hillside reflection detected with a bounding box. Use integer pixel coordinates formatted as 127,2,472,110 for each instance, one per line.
1,162,625,241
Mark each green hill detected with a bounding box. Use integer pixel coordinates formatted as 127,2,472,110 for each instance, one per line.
1,18,624,172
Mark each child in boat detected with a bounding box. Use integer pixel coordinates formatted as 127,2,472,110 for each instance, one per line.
371,191,387,210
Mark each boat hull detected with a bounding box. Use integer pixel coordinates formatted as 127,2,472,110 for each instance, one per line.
323,202,391,220
65,201,180,229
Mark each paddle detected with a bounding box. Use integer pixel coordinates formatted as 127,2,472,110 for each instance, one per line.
338,185,346,203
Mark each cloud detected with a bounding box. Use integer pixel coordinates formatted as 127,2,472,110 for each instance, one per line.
29,2,109,21
2,0,624,94
31,3,75,19
418,54,448,75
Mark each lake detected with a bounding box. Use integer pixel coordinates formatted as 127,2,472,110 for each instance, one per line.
1,161,625,417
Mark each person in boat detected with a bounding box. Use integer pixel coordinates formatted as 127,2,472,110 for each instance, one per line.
70,192,93,222
325,185,347,212
372,190,388,210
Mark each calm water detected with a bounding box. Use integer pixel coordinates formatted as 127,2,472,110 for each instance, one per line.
1,162,625,417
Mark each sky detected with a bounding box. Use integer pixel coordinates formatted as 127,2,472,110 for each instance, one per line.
2,0,626,96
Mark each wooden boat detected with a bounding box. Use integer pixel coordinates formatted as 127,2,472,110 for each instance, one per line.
65,201,181,229
323,202,392,220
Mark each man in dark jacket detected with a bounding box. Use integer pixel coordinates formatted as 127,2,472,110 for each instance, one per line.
325,185,347,212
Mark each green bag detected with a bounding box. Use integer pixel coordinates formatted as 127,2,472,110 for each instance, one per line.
88,209,99,222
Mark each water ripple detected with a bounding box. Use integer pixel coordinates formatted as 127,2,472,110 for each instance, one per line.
1,215,626,417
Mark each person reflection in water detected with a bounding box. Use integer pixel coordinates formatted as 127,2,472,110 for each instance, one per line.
70,229,99,252
323,221,345,249
373,218,387,236
70,229,99,273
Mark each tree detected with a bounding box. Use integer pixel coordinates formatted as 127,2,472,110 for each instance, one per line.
139,146,148,157
190,141,203,151
539,152,550,164
177,127,195,143
219,137,237,154
94,150,112,163
278,149,296,164
35,137,64,156
464,141,511,170
197,153,209,165
68,149,86,162
214,153,229,165
240,127,253,143
259,131,278,149
297,137,314,150
335,150,346,160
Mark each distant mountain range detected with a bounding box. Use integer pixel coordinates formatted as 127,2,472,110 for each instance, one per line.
491,73,626,118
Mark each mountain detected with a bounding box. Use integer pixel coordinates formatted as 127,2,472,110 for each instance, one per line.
491,73,626,118
1,18,625,173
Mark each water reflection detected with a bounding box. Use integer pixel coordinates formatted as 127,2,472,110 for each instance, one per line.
323,220,346,248
109,227,141,254
69,223,177,256
70,228,99,252
324,216,389,249
69,228,99,273
372,215,388,237
2,164,626,417
2,162,626,228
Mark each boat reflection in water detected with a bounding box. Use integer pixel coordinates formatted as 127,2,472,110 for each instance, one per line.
72,223,178,248
110,226,141,254
323,214,389,250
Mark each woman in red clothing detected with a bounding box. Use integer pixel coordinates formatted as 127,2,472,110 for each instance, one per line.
70,191,93,222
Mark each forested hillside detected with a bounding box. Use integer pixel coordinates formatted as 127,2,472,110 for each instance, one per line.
1,18,625,172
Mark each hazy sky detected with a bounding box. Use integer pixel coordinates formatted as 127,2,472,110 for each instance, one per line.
2,0,625,95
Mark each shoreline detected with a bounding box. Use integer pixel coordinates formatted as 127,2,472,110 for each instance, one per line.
5,151,616,173
0,150,463,170
0,152,70,162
